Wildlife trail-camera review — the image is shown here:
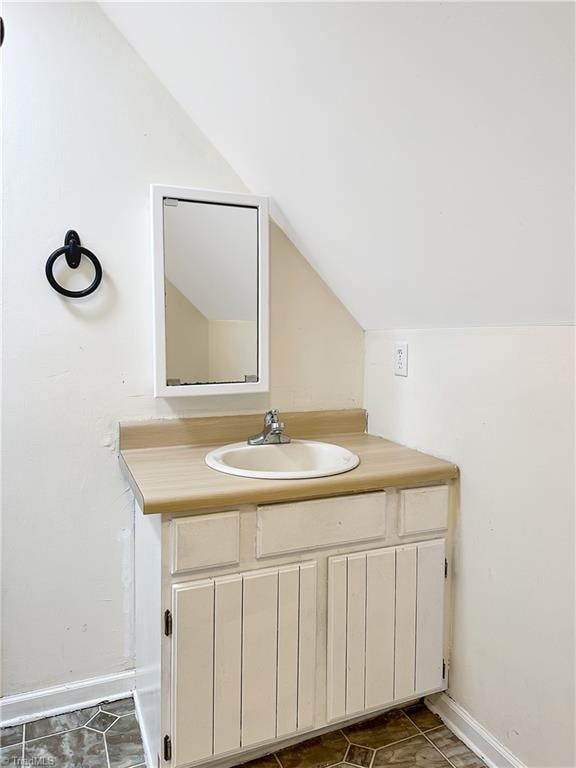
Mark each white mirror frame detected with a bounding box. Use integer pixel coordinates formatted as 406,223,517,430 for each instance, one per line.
151,185,270,397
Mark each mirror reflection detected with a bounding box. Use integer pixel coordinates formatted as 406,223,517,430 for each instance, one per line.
163,198,258,386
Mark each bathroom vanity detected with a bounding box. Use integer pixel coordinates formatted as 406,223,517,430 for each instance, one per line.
119,409,458,768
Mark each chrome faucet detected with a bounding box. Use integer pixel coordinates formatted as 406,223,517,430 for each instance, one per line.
248,409,291,445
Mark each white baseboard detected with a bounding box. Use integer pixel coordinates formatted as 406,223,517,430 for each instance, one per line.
425,693,526,768
0,670,135,727
133,689,154,768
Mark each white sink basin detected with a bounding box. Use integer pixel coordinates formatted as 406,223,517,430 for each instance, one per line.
205,440,360,480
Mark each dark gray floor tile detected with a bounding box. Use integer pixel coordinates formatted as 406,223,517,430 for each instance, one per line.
25,707,99,741
100,698,134,717
86,712,117,733
344,711,418,749
0,726,22,748
403,704,442,732
373,735,451,768
426,727,486,768
106,713,145,768
277,730,348,768
25,729,107,768
1,744,23,767
345,744,373,767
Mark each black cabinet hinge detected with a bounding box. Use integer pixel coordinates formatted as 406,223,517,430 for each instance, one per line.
164,609,172,637
163,735,172,761
442,659,446,679
444,558,448,578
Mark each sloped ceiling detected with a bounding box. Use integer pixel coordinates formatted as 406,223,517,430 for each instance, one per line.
101,2,574,329
164,199,257,321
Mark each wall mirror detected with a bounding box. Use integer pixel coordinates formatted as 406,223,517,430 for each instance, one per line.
152,185,269,397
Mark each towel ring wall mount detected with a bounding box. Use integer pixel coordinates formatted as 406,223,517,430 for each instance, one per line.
45,230,103,298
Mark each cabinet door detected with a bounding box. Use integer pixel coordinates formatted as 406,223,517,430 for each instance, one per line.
327,539,445,721
172,579,215,765
171,562,317,767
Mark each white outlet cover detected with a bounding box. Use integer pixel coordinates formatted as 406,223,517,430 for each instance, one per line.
394,342,408,377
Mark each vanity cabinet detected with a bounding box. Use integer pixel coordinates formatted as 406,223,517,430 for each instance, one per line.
134,484,455,768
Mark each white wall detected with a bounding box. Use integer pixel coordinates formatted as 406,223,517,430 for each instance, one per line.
365,327,575,768
208,321,257,383
1,2,363,697
102,2,575,330
165,280,209,383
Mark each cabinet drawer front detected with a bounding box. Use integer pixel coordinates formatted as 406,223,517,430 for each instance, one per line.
171,511,240,574
327,539,445,721
398,486,449,536
257,492,386,557
171,562,317,767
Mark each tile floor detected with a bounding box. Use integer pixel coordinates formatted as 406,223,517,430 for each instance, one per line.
0,697,144,768
0,699,485,768
242,703,486,768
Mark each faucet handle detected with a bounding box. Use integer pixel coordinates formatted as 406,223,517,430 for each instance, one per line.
265,409,279,425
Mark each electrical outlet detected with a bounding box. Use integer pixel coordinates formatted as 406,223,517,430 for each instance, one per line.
394,342,408,377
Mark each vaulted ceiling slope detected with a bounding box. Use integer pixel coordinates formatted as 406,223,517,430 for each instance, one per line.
102,2,574,329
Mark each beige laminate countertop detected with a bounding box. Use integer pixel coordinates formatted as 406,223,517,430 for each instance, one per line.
119,411,458,515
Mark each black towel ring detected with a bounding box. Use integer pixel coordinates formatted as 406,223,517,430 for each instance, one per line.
45,230,103,298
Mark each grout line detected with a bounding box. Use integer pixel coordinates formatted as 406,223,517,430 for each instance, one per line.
402,711,426,732
103,729,112,768
341,729,352,745
421,730,462,768
21,723,25,762
25,726,85,744
100,710,134,718
273,752,283,768
381,732,422,749
398,710,420,732
346,742,376,768
401,705,444,735
103,717,120,733
359,732,425,753
346,754,374,768
85,713,100,731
